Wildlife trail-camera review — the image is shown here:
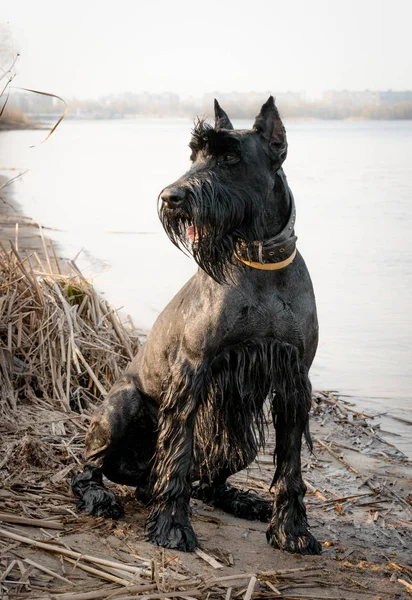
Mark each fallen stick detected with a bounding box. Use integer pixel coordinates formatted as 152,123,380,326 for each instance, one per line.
381,484,412,517
265,580,281,595
195,548,223,569
24,557,72,585
0,512,64,530
260,567,321,577
0,559,16,583
207,573,254,584
398,578,412,594
0,541,20,556
304,480,327,502
389,561,412,574
243,576,257,600
314,438,360,475
326,391,373,418
64,556,131,586
209,567,320,587
119,592,202,600
32,584,158,600
0,528,145,575
320,493,373,505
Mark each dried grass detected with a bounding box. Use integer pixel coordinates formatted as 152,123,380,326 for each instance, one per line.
0,241,140,418
8,433,57,470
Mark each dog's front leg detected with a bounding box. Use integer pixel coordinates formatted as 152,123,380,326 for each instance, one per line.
146,381,199,552
267,410,321,555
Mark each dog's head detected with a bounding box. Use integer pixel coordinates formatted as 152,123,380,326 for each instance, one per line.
159,96,288,283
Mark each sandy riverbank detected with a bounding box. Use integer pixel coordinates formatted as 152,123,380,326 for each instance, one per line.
0,175,45,256
0,173,66,265
0,178,411,599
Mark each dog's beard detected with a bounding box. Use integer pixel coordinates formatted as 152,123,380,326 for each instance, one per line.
159,175,266,284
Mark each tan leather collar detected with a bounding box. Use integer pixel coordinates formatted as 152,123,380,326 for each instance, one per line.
236,248,297,270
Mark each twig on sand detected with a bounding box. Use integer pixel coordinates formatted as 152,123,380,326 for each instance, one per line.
314,437,360,476
0,528,146,575
63,556,132,586
195,548,223,569
30,584,158,600
243,575,257,600
398,578,412,595
23,557,72,584
264,580,281,595
0,512,64,529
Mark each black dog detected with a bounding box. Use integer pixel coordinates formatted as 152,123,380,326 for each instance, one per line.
71,97,321,555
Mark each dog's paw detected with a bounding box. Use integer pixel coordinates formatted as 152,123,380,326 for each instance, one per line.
71,468,124,519
194,482,272,522
266,519,321,555
78,487,124,519
229,488,272,522
146,509,197,552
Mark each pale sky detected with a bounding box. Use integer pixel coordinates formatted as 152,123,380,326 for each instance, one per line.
2,0,412,99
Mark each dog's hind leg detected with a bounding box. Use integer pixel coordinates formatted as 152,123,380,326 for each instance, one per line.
267,382,321,555
71,375,158,519
193,468,273,522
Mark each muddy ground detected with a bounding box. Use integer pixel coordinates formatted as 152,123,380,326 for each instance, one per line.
0,392,411,600
0,181,411,599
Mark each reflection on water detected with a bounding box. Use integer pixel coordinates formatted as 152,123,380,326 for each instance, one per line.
1,118,411,455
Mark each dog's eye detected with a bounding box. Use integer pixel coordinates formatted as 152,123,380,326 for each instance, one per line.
220,153,239,165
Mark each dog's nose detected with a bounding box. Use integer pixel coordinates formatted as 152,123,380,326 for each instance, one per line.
161,187,185,208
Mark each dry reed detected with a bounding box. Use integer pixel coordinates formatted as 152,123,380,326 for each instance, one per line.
0,241,140,416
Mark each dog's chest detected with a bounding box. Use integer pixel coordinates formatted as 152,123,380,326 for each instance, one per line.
192,336,281,475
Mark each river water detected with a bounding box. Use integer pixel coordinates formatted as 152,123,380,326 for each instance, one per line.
1,118,411,455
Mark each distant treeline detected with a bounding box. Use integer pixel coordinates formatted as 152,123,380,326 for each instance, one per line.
0,107,30,130
4,91,412,125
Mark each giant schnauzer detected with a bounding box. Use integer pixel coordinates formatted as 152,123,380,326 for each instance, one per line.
71,97,321,555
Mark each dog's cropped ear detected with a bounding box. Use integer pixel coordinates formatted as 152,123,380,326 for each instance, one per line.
253,96,287,168
214,99,234,131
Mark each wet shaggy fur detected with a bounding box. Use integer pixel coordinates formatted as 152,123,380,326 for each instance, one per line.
71,97,321,555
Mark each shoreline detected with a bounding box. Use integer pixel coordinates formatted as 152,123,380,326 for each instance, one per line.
0,174,67,265
0,120,47,132
0,174,46,255
2,116,412,133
